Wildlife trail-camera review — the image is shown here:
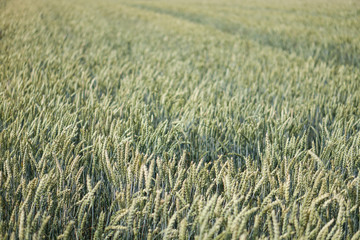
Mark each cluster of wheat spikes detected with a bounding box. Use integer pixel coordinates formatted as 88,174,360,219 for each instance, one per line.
1,0,360,239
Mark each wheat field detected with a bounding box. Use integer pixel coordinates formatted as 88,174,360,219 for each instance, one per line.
1,0,360,239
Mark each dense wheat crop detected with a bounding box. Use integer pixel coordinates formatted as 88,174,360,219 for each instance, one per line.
1,0,360,238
